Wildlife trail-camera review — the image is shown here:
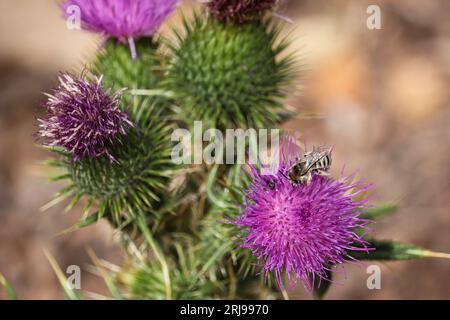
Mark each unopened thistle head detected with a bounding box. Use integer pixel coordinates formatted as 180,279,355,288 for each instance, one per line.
233,138,372,289
167,15,295,129
38,73,132,162
62,0,178,58
206,0,278,23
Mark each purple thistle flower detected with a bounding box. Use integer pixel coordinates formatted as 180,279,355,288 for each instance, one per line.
62,0,178,59
233,137,373,290
38,73,133,162
206,0,279,24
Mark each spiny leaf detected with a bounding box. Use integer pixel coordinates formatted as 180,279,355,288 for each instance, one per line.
352,240,450,261
87,248,122,300
44,250,81,300
120,238,225,300
0,272,17,300
360,203,399,220
57,213,99,236
137,217,172,299
312,269,332,300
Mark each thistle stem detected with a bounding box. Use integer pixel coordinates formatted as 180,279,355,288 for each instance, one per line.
128,37,137,61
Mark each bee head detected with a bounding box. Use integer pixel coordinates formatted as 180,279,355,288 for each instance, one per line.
288,159,309,179
297,159,310,175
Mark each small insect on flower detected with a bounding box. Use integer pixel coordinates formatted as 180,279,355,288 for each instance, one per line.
233,137,372,290
287,146,332,186
38,72,133,162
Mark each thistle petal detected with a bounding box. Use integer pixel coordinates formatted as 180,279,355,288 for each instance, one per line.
233,137,373,289
38,72,132,162
62,0,178,40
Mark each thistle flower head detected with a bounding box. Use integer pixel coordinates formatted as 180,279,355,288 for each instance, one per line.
167,16,295,129
38,73,133,162
234,138,372,289
63,0,178,40
206,0,278,23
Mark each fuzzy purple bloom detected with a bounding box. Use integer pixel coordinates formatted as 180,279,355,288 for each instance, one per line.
63,0,178,39
62,0,178,58
234,138,372,289
206,0,279,23
38,73,133,162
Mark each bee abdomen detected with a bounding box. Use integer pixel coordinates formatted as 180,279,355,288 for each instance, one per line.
313,154,331,171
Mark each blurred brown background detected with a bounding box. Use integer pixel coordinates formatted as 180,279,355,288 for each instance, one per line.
0,0,449,299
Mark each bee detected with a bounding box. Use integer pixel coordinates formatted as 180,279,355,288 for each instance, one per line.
287,146,332,185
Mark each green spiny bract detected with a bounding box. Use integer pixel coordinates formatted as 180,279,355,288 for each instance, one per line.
195,165,287,295
47,95,177,229
92,38,170,110
195,169,259,284
166,15,296,130
43,38,181,230
119,242,225,300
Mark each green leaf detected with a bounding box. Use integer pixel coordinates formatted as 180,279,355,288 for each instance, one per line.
351,240,450,261
137,217,172,299
0,273,17,300
57,213,99,236
360,203,399,220
312,269,332,300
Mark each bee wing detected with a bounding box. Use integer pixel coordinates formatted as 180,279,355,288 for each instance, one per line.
315,145,331,153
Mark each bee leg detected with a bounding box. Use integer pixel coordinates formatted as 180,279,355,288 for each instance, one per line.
315,170,330,177
279,170,289,181
291,177,304,186
305,173,313,185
